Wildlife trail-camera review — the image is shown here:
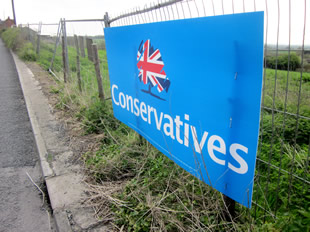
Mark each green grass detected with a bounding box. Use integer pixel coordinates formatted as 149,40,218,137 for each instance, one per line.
2,27,309,231
80,67,310,231
35,36,111,110
263,69,310,117
1,27,37,61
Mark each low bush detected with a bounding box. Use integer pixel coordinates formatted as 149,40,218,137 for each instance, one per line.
1,28,37,62
265,53,301,71
1,27,25,51
18,42,37,61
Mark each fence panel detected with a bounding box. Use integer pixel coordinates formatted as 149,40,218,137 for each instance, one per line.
18,0,309,228
106,0,309,225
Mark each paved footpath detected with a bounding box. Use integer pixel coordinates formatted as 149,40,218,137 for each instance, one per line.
0,39,53,231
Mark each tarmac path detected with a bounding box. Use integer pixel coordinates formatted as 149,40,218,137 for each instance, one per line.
0,39,52,232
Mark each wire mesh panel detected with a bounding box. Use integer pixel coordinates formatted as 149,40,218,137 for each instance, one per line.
18,0,309,229
40,19,111,106
106,0,310,228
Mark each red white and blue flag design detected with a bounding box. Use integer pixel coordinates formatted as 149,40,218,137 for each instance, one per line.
137,40,170,93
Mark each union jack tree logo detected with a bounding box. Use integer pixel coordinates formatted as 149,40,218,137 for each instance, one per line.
137,39,171,100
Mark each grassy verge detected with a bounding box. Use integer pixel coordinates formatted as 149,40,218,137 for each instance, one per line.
1,27,309,231
1,27,37,61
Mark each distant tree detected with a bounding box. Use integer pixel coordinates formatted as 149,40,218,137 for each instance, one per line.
265,56,276,69
288,53,301,71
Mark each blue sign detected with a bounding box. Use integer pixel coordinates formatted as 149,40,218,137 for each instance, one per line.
104,12,264,208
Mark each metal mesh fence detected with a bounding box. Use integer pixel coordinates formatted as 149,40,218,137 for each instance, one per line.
18,0,309,226
21,19,111,106
105,0,310,222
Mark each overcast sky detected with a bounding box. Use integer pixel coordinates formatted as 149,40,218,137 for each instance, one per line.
1,0,309,46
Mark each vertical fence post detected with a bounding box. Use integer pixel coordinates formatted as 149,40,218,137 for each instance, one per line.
27,23,31,41
62,18,70,79
86,38,94,62
36,21,42,55
49,19,62,71
27,23,34,47
78,36,85,58
36,32,40,55
74,35,82,92
92,44,104,101
61,35,67,83
104,12,110,28
223,195,235,221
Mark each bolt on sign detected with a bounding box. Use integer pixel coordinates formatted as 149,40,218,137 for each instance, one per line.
104,12,264,208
